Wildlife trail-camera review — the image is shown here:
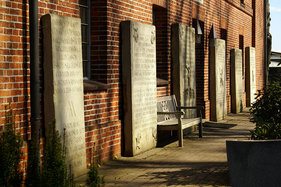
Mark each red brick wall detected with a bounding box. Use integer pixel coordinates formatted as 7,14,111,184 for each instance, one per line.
0,0,265,177
0,0,81,176
0,0,121,176
254,0,265,90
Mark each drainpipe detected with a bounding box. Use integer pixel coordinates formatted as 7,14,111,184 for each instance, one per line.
29,0,40,178
264,0,268,85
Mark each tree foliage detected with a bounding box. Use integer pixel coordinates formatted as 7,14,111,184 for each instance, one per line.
250,81,281,139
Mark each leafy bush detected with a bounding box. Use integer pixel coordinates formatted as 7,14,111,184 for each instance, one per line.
87,147,104,187
40,121,73,187
250,81,281,139
0,105,23,186
87,164,104,187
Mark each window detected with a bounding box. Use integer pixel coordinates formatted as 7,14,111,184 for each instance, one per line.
192,19,205,109
220,29,227,64
152,5,168,81
240,0,245,7
239,35,244,79
79,0,90,79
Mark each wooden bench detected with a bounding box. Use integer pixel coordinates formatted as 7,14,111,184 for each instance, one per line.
157,95,205,147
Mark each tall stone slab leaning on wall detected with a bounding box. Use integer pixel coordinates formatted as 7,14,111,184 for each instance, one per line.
209,39,227,121
171,23,197,118
42,14,87,178
245,47,256,106
230,49,243,113
121,20,157,156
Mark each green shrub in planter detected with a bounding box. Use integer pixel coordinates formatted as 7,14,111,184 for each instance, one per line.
250,81,281,139
0,105,23,186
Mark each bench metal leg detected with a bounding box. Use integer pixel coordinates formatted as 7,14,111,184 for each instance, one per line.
199,107,203,138
178,118,183,147
199,117,203,138
199,121,203,138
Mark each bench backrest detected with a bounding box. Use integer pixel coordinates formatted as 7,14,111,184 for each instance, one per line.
157,95,178,122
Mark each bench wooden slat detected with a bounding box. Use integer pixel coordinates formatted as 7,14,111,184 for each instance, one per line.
158,118,198,126
157,119,196,131
158,118,205,130
157,111,183,115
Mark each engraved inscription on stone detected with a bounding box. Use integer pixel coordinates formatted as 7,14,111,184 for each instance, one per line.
210,39,227,121
121,21,157,156
42,14,87,178
172,23,196,118
245,47,256,106
231,49,243,113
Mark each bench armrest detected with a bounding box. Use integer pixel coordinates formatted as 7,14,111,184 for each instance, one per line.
177,106,205,119
177,106,205,110
157,111,184,115
177,106,196,110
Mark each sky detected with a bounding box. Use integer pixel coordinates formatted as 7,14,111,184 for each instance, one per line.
270,0,281,52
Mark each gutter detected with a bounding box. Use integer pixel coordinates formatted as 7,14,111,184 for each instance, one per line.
29,0,40,178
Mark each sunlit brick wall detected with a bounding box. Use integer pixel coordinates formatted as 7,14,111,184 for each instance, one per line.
0,0,265,177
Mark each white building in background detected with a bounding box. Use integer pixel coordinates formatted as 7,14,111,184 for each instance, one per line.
269,51,281,82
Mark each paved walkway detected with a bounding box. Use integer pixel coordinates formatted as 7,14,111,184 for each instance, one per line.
99,109,255,186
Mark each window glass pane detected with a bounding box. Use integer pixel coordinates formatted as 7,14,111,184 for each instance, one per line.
82,44,88,61
81,25,87,43
79,0,89,78
83,60,88,77
152,9,155,25
80,7,88,24
239,35,244,79
79,0,88,6
79,7,84,21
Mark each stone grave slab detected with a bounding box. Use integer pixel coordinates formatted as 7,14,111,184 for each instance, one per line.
231,49,243,113
42,14,86,177
245,47,256,106
121,20,157,156
209,39,227,121
171,23,196,118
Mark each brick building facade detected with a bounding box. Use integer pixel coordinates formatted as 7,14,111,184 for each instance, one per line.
0,0,266,174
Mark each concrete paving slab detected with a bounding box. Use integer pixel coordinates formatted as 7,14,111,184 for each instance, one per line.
99,109,255,186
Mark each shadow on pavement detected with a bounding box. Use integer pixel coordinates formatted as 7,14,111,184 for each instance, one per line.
103,160,229,186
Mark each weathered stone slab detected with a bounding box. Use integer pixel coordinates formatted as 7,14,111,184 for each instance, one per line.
121,20,157,156
171,23,196,118
245,47,256,106
209,39,227,121
42,14,86,177
230,49,243,113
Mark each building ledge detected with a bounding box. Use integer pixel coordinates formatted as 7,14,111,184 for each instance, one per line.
83,80,108,91
157,78,169,86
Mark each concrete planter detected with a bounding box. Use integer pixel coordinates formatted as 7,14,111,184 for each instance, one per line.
226,140,281,187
